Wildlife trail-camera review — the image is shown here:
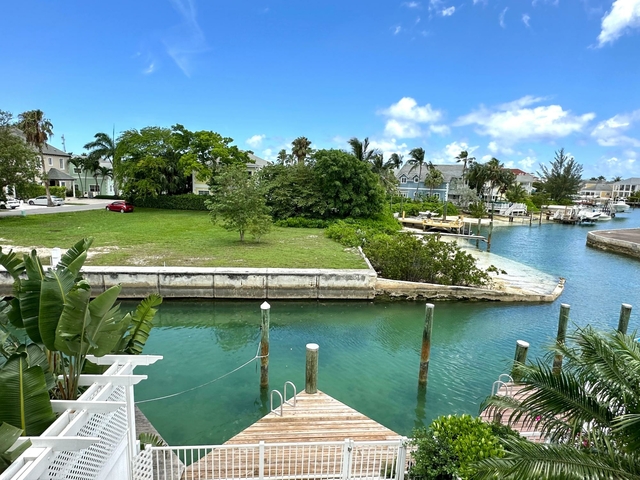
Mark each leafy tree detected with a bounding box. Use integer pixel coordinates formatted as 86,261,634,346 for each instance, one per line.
291,136,312,165
408,147,430,197
116,126,191,198
312,149,385,218
258,163,323,220
424,165,444,198
537,148,584,203
83,131,119,194
0,110,39,200
205,164,272,242
467,158,514,215
477,326,640,479
466,161,489,197
386,153,404,170
504,182,528,203
455,150,476,184
348,137,378,162
16,110,54,206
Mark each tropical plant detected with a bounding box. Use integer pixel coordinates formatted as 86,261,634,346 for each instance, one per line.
276,149,293,166
291,136,312,165
84,131,119,194
407,147,430,198
537,148,584,203
504,182,528,203
476,326,640,479
455,150,476,184
424,165,444,198
348,137,379,162
97,166,113,194
386,153,404,170
0,110,40,200
16,110,54,206
0,423,31,473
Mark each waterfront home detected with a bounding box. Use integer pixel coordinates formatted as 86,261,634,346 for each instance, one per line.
509,169,537,195
396,163,463,200
612,177,640,199
578,179,613,202
192,153,270,195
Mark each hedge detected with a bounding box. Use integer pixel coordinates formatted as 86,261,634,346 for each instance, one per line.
15,184,67,199
132,194,208,211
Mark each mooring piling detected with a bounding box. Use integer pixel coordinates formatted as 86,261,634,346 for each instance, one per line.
476,218,482,248
418,303,434,386
617,303,632,334
487,218,494,252
305,343,319,394
552,304,570,375
512,340,529,382
260,301,270,389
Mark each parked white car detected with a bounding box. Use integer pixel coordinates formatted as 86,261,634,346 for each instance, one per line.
27,195,65,206
0,198,20,209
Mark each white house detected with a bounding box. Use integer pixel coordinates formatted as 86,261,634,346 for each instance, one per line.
192,153,270,195
612,177,640,199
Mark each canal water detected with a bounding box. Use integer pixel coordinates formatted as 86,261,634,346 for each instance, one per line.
134,210,640,446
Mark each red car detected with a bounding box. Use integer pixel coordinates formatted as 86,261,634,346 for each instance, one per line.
105,201,134,213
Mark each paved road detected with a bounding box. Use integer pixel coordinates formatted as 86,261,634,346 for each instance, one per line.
0,199,112,217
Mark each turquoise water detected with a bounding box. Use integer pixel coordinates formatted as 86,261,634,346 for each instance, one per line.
134,210,640,446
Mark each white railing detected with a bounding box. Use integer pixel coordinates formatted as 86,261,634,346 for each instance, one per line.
1,355,161,480
143,439,409,480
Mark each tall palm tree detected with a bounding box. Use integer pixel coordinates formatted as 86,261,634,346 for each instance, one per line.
84,131,119,194
455,150,476,184
370,153,397,195
68,157,86,196
16,110,54,206
276,149,292,165
424,166,444,199
97,166,113,194
385,153,404,170
477,326,640,479
348,137,378,163
291,137,312,165
407,147,430,198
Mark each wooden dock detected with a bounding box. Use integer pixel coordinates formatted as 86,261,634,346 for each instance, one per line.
399,216,465,233
182,391,403,479
479,382,546,443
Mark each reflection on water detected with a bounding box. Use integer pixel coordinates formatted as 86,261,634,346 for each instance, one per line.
135,210,640,446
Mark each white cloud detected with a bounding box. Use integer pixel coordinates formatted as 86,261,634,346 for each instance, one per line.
261,148,275,161
379,97,445,139
368,138,411,160
246,134,266,148
487,141,515,155
591,110,640,147
442,6,456,16
481,154,492,162
393,25,403,35
518,156,537,170
597,0,640,46
429,124,451,135
522,13,531,27
402,1,421,7
456,96,596,145
143,62,156,75
164,0,208,77
499,7,508,28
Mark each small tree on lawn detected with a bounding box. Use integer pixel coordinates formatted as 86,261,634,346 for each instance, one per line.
205,164,272,242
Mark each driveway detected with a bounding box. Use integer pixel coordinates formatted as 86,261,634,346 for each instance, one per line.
0,198,113,217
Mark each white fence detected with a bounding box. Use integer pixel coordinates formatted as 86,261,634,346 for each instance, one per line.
137,439,409,480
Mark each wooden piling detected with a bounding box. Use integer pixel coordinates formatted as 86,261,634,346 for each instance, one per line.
418,303,434,386
305,343,319,394
487,218,494,252
552,304,570,374
617,303,632,334
476,218,481,248
260,302,270,388
511,340,529,382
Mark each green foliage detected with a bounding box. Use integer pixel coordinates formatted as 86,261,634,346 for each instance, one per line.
313,149,386,218
325,212,401,248
504,183,528,203
537,148,584,203
391,201,459,217
49,186,66,198
259,164,323,220
0,111,40,199
139,432,167,448
0,422,31,473
469,201,487,218
523,197,539,213
409,427,459,480
363,233,491,286
274,217,331,228
205,164,273,242
117,294,163,355
133,194,208,211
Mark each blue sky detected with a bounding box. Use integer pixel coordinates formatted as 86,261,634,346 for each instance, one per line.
3,0,640,178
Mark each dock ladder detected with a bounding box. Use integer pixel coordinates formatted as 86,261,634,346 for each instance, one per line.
270,381,297,416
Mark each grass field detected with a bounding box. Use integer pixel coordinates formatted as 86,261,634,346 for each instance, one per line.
0,208,366,269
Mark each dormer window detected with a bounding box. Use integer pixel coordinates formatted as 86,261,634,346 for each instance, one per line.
413,176,419,183
400,176,407,184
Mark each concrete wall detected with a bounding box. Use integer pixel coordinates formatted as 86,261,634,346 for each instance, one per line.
0,266,377,300
587,230,640,260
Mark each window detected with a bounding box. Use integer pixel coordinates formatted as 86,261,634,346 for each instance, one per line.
400,192,408,198
59,159,64,168
413,176,419,183
60,181,66,187
89,184,100,193
48,158,52,166
400,176,407,184
74,168,81,174
197,190,210,195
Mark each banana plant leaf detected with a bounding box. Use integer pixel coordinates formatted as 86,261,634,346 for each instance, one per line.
7,298,23,329
0,352,55,436
16,252,45,344
38,267,78,351
86,286,130,357
0,248,25,281
119,294,163,355
53,282,91,356
56,238,92,279
0,422,31,473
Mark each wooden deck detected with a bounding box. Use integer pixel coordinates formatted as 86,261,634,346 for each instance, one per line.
480,382,546,443
183,391,403,479
398,217,465,233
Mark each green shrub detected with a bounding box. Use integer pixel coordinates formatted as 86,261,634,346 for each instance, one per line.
325,213,401,247
50,186,67,198
132,194,208,211
523,197,539,213
363,233,491,286
94,195,121,200
15,183,44,200
274,217,331,228
391,201,458,217
410,415,505,480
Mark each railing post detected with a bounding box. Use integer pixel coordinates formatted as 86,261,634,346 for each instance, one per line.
395,438,408,480
341,439,353,480
259,441,265,480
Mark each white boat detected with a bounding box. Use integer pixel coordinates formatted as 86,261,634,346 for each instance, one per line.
612,200,630,213
577,208,601,223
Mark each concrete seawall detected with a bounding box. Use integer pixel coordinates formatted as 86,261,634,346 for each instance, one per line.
587,228,640,260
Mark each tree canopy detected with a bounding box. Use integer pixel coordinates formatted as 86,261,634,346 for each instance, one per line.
16,109,54,205
0,110,39,199
537,148,583,203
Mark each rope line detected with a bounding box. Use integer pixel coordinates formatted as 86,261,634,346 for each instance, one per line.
136,343,267,404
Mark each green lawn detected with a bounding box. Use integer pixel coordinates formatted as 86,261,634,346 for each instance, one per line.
0,208,366,269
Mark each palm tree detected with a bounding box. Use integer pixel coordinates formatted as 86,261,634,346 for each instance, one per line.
407,147,430,198
276,149,291,165
504,182,527,203
348,137,378,162
16,110,54,206
477,326,640,479
612,176,622,182
291,137,312,165
83,131,119,194
455,150,476,184
483,158,514,216
385,153,404,170
68,157,86,196
424,166,444,199
97,166,113,194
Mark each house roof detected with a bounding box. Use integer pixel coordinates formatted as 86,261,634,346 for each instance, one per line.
247,152,270,167
510,168,532,176
396,163,463,183
47,168,75,181
42,143,71,157
613,177,640,185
